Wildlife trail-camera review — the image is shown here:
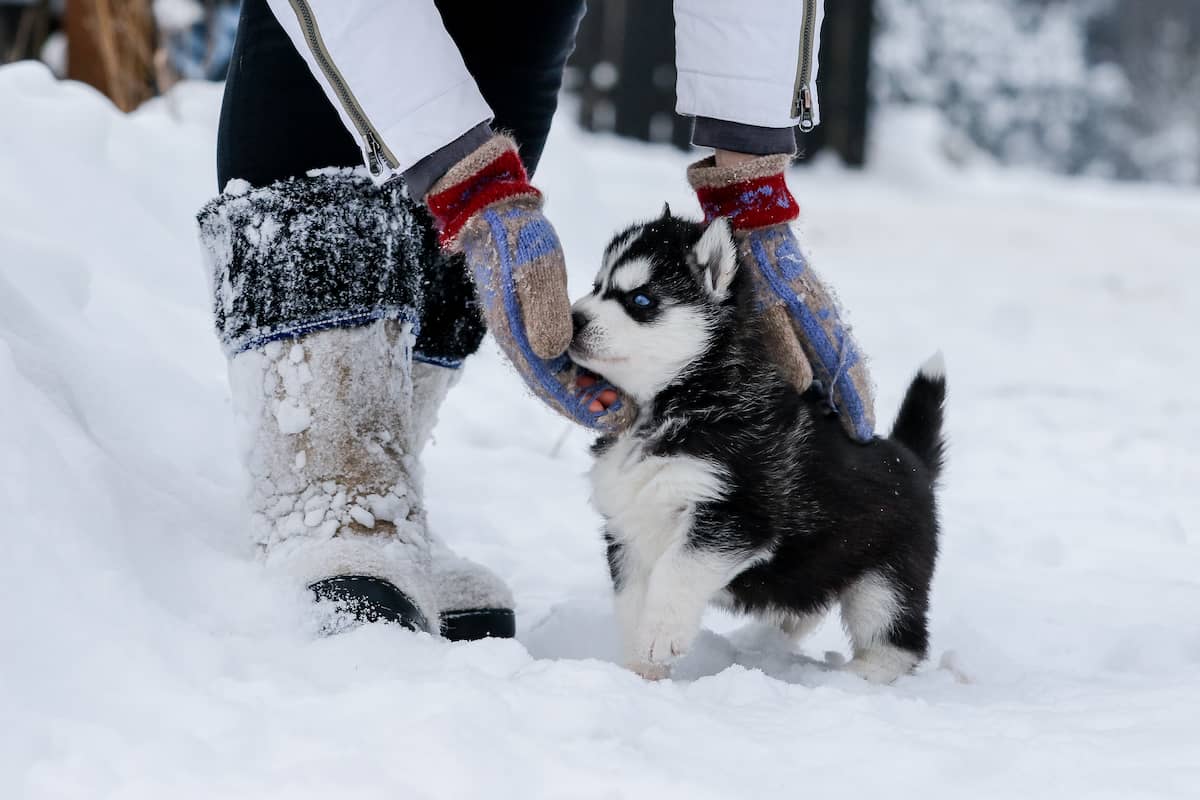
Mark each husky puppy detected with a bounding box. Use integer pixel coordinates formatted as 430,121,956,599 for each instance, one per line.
570,211,946,683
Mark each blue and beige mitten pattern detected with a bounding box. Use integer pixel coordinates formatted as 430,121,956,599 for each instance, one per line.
689,155,876,441
426,135,631,431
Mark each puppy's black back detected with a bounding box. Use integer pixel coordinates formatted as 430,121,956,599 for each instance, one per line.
595,213,946,665
659,273,944,656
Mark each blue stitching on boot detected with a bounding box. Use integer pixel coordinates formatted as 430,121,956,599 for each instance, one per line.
413,353,464,369
227,307,421,357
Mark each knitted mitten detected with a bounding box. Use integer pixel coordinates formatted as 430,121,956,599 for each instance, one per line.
426,135,631,431
688,155,875,442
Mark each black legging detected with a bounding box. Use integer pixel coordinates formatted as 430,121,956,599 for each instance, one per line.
217,0,588,189
215,0,587,367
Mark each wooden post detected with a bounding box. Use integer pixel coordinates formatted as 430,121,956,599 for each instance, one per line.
66,0,157,112
615,0,691,149
574,0,692,151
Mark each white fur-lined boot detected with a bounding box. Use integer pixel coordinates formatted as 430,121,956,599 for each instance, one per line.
198,171,513,638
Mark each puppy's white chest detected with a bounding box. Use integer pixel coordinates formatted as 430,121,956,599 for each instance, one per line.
590,433,726,566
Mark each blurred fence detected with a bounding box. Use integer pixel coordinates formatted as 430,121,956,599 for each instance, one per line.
568,0,876,166
3,0,1197,182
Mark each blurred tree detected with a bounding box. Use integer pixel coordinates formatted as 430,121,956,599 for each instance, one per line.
874,0,1200,184
1088,0,1200,183
66,0,156,111
1,0,54,63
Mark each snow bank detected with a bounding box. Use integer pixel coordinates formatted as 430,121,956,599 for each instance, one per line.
2,62,1199,798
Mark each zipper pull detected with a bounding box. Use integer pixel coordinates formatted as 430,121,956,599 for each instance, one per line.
365,133,384,176
797,87,816,133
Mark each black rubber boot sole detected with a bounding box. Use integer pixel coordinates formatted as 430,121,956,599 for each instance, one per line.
441,608,517,641
310,575,431,633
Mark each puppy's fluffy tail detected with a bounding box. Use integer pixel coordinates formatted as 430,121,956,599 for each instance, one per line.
890,351,947,480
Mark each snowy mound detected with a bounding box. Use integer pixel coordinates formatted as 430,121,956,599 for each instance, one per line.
2,62,1199,798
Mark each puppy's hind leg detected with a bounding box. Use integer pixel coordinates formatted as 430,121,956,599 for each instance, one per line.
778,606,831,643
630,546,746,680
839,572,927,683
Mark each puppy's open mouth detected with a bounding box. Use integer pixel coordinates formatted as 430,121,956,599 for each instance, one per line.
569,345,627,367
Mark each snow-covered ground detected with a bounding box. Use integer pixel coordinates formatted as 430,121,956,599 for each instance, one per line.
2,62,1198,798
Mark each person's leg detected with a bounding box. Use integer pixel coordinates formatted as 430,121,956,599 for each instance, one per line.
203,0,506,637
207,0,587,635
216,0,360,189
434,0,587,177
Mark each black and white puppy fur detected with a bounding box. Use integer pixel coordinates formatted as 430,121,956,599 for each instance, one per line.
570,211,946,683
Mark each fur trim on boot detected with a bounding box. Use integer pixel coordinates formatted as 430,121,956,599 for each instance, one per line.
198,170,423,356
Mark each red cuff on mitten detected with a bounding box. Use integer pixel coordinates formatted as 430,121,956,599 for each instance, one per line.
689,155,800,232
425,137,540,249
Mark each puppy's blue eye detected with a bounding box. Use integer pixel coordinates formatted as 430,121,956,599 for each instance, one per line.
633,294,652,307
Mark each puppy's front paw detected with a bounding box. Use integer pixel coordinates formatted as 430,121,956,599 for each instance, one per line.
626,618,695,680
628,660,671,681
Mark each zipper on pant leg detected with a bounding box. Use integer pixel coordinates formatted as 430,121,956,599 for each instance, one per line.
791,0,819,131
285,0,400,176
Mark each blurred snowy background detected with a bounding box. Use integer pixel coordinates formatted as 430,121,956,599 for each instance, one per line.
874,0,1200,184
3,0,1199,182
1,2,1198,798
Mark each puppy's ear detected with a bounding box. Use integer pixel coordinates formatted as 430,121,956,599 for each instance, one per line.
690,217,738,299
661,202,672,220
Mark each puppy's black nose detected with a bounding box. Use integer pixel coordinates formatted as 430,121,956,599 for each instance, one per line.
572,311,588,337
